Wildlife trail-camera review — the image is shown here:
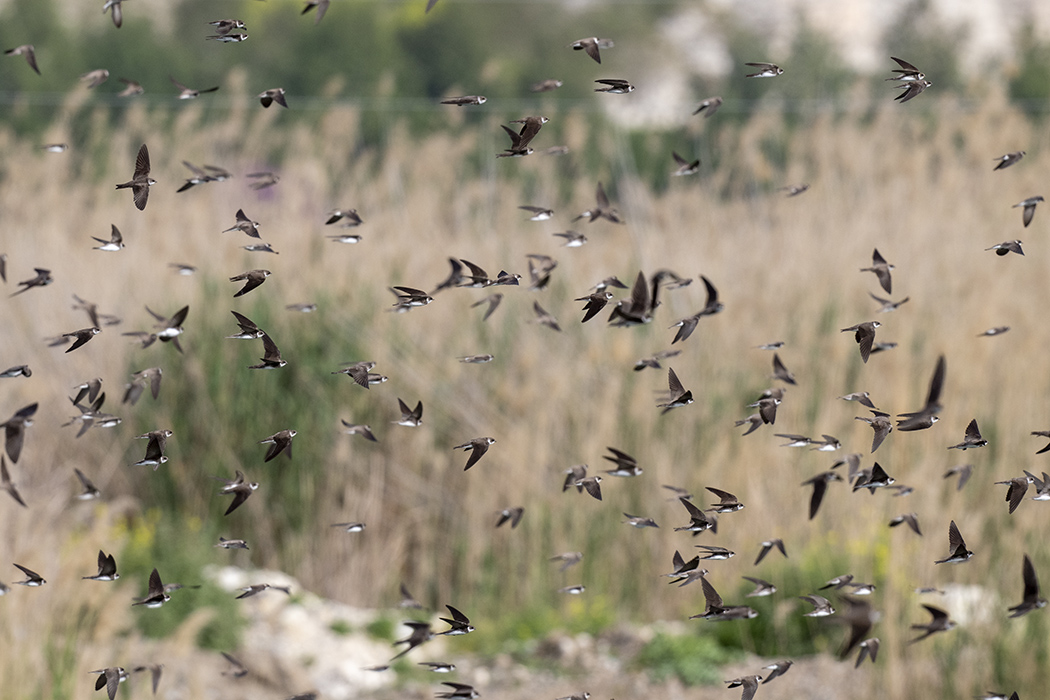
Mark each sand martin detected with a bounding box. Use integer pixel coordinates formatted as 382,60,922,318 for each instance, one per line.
948,419,987,450
609,271,660,327
216,536,249,550
550,552,583,572
996,476,1030,514
73,468,101,500
230,269,271,297
224,209,261,238
0,456,26,507
706,487,743,512
436,683,478,699
90,667,129,700
497,124,534,157
236,583,291,599
301,0,330,23
115,144,154,210
340,421,377,442
771,353,796,384
800,594,836,617
943,464,972,491
897,354,946,429
394,398,423,427
5,45,39,74
83,550,119,581
259,88,287,108
326,209,363,227
690,577,758,621
495,507,524,528
575,475,603,501
530,78,562,92
869,292,909,312
574,182,624,224
2,402,37,462
665,550,700,580
986,240,1023,256
1013,196,1043,227
746,397,780,426
438,605,474,635
103,0,123,27
532,301,561,331
754,539,786,565
117,78,143,96
80,68,109,88
894,79,931,102
247,171,279,189
623,513,658,529
861,249,894,293
994,151,1025,170
91,224,124,251
674,498,716,533
226,311,265,340
853,462,895,493
603,446,642,477
671,151,699,176
0,365,30,379
132,664,162,695
208,19,246,34
594,78,634,94
11,267,53,296
889,513,922,536
725,676,761,700
259,429,296,462
216,470,258,515
696,545,734,560
519,205,553,221
693,96,723,117
170,76,219,99
570,37,613,63
935,520,973,564
887,56,924,81
134,429,172,469
780,183,809,197
743,576,776,597
634,349,681,371
13,563,45,586
63,327,101,353
801,471,843,519
1025,470,1050,500
745,62,783,78
459,354,493,364
657,367,693,414
909,604,955,643
441,95,486,106
841,321,880,363
389,286,433,311
332,360,376,388
1008,554,1047,617
510,115,549,147
391,620,433,660
454,437,496,471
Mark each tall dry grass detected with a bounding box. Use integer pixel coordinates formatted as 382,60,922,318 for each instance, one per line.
2,83,1050,698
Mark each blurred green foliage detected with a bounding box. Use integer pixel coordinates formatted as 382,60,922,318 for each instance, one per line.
119,508,246,650
635,631,743,686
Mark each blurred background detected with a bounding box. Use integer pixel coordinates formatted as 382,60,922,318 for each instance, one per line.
2,0,1050,698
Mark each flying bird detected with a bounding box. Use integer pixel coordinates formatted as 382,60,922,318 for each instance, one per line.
986,240,1023,256
935,520,973,564
947,419,987,450
841,321,880,363
83,550,120,581
745,62,783,78
248,333,286,369
216,470,259,515
1013,196,1043,227
301,0,330,24
693,96,723,117
657,367,693,414
170,76,219,99
11,268,53,296
259,88,287,108
259,429,297,462
114,144,154,210
90,667,129,700
5,45,39,75
570,37,613,64
1008,554,1047,617
801,471,843,519
133,429,172,469
453,437,496,471
1,456,26,507
994,151,1025,170
909,604,956,643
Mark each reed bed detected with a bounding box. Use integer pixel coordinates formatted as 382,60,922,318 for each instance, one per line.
1,89,1050,698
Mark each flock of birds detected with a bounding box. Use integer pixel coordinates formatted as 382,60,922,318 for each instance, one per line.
0,3,1046,700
